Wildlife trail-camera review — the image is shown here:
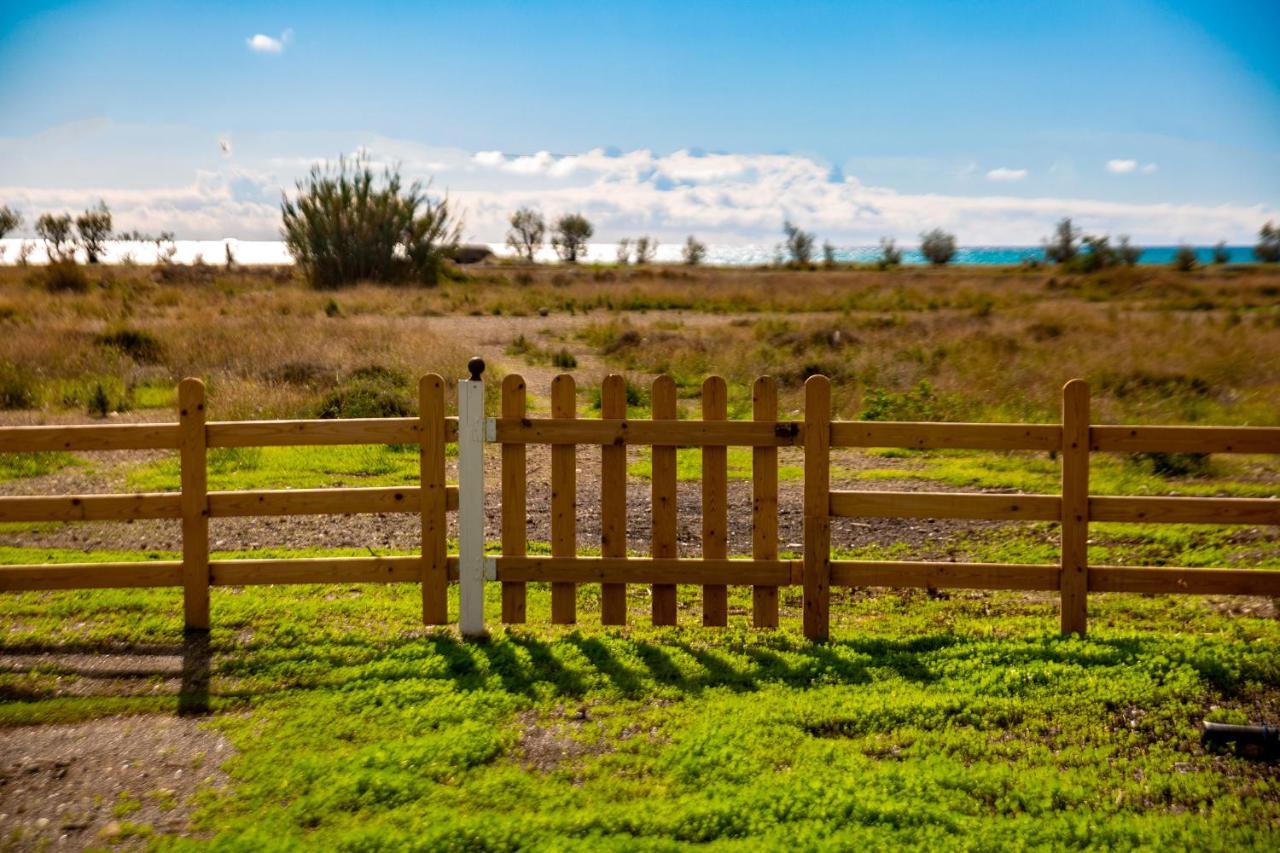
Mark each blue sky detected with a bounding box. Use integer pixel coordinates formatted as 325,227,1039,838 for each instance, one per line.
1,0,1277,243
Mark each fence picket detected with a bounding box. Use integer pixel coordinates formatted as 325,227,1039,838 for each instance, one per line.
651,375,679,625
419,374,449,625
702,376,729,626
803,375,831,641
550,375,577,624
179,378,209,631
752,376,780,628
601,375,629,625
1060,380,1090,636
501,375,528,623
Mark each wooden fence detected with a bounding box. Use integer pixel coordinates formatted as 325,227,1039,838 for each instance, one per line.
1,368,1277,640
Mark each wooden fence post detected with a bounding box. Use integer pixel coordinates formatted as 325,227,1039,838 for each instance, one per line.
651,375,679,625
803,375,831,641
752,376,779,628
419,374,448,625
702,376,728,627
501,374,527,623
457,359,487,638
600,375,628,625
550,375,577,624
1060,379,1090,636
178,378,209,631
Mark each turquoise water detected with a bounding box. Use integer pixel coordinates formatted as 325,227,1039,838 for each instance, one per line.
701,245,1263,267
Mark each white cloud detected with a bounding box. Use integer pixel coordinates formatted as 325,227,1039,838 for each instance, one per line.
1141,163,1159,174
1106,159,1138,174
247,29,293,54
986,167,1027,183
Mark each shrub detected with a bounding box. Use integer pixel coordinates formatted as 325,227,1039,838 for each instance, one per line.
860,380,963,421
1129,451,1212,478
551,213,593,263
95,328,165,363
919,229,956,266
1172,244,1197,272
1212,241,1230,265
682,236,706,266
314,368,413,418
75,200,112,263
0,362,38,409
877,238,901,269
0,206,20,239
281,154,460,289
36,213,75,262
616,238,631,265
42,259,90,293
783,221,814,266
550,348,577,369
822,241,836,268
505,207,546,262
324,298,341,317
1254,221,1279,263
1117,235,1142,266
87,383,112,418
1044,218,1079,264
634,236,657,265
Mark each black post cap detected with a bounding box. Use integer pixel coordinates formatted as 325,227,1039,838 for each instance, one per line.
467,357,486,381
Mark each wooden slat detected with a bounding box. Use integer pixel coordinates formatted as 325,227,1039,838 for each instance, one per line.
179,378,209,630
701,376,728,626
206,486,439,517
1061,380,1090,636
830,561,1060,591
0,493,181,522
830,421,1061,451
1091,425,1280,454
0,423,180,453
496,557,797,586
210,556,430,586
829,490,1061,521
600,375,628,625
1090,496,1280,525
1089,566,1280,596
803,375,831,641
752,376,779,628
501,374,528,623
492,418,799,447
206,417,459,448
420,375,449,625
550,375,577,624
0,561,183,591
650,375,679,626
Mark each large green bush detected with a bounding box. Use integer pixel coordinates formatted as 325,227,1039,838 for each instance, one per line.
281,156,461,289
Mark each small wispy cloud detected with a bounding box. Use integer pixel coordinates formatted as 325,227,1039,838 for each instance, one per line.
246,28,293,54
1140,163,1158,174
986,167,1027,183
1106,159,1157,175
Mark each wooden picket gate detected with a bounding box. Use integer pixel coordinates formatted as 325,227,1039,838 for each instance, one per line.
1,366,1278,640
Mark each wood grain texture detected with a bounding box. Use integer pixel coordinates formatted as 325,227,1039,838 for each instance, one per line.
0,423,180,453
1060,379,1090,637
600,375,629,625
803,375,831,641
701,376,729,626
178,378,209,631
501,374,528,623
650,375,679,625
752,376,779,628
419,374,449,625
550,374,578,624
829,491,1061,521
830,421,1061,451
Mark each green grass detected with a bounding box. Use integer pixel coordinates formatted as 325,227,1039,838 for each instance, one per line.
0,450,77,483
126,444,423,491
627,446,804,482
1,574,1277,849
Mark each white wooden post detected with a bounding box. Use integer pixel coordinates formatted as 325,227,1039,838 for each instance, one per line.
458,357,488,638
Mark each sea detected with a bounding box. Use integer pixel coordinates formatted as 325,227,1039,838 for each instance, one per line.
0,239,1264,267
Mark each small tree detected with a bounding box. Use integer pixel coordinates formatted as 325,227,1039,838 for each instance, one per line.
783,221,814,266
36,213,75,262
634,236,657,265
1255,222,1279,263
878,237,902,269
0,206,20,239
1172,244,1197,272
505,207,546,262
551,213,593,263
1116,236,1141,266
75,200,112,263
1211,241,1230,265
281,154,461,289
821,240,837,268
1044,218,1079,264
919,228,957,266
616,238,631,265
682,235,706,266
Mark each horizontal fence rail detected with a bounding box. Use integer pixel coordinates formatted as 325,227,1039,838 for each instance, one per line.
0,370,1276,640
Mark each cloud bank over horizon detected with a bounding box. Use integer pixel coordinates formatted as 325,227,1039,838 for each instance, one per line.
0,123,1272,246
